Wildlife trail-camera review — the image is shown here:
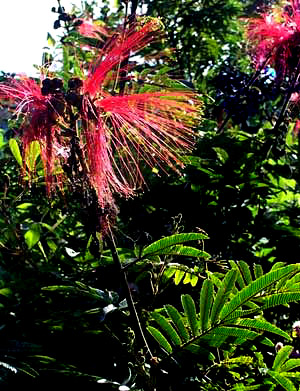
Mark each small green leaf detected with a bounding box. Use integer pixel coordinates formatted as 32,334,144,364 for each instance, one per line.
151,312,182,346
165,304,189,342
183,273,191,284
182,294,199,337
174,269,185,285
47,32,56,47
232,318,291,341
272,345,294,371
281,359,300,373
190,274,198,287
163,267,176,280
24,223,41,249
16,203,33,210
213,147,229,163
268,370,297,391
26,141,40,171
142,233,208,257
199,279,213,332
211,269,237,324
147,326,173,353
63,45,70,84
229,260,245,289
9,139,22,167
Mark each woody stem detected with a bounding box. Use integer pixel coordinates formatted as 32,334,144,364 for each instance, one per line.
118,0,139,95
273,65,300,135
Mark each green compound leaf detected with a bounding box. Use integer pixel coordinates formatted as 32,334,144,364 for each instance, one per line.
142,233,208,257
268,370,297,391
220,265,300,321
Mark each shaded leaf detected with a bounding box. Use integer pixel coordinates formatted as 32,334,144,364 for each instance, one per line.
165,304,189,342
237,260,252,285
210,326,260,341
151,312,182,346
253,264,264,279
147,326,173,353
24,223,41,249
155,245,210,258
210,269,237,324
185,343,215,360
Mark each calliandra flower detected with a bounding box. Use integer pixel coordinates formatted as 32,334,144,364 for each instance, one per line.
76,19,109,40
0,76,67,193
246,0,300,78
0,18,201,211
80,18,200,208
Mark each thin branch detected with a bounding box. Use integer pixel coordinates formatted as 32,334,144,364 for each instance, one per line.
107,225,153,358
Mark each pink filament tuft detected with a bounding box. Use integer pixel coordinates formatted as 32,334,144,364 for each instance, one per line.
0,77,65,193
83,20,160,97
84,91,198,207
77,19,109,40
247,0,300,76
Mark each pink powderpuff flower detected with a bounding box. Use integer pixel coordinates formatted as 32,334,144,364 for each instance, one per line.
80,19,200,208
76,18,109,40
0,76,67,194
0,18,201,210
246,0,300,78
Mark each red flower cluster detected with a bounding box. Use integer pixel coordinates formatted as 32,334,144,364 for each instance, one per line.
247,0,300,78
0,18,200,209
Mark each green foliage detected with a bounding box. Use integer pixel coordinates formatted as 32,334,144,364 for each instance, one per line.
8,138,22,167
147,264,299,362
2,0,300,390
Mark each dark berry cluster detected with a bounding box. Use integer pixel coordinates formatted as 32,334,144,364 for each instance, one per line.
65,78,83,108
213,66,280,129
41,78,64,96
51,5,76,29
41,77,84,117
